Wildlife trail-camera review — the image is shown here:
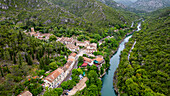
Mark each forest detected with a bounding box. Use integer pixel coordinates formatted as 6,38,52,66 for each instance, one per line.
115,8,170,96
0,24,71,95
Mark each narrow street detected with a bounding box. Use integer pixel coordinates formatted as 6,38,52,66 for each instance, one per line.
63,60,78,81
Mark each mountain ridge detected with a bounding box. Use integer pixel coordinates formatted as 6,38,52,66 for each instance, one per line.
130,0,170,12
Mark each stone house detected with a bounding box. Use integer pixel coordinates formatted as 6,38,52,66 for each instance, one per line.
44,68,64,88
66,44,79,52
18,91,32,96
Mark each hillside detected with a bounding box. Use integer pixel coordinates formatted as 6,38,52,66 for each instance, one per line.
0,0,92,31
97,0,140,21
130,0,170,12
115,8,170,96
0,0,138,35
47,0,133,26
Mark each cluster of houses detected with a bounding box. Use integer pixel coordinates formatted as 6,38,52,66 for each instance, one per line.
80,55,105,70
57,37,97,53
25,28,97,54
24,28,55,40
43,53,78,88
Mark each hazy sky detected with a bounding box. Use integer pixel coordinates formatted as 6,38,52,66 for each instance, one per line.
114,0,138,2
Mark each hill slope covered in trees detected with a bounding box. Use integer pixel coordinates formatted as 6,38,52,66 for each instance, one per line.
114,8,170,96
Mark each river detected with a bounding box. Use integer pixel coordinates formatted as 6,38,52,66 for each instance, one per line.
101,22,141,96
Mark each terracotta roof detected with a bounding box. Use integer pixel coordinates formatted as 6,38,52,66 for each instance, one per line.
30,32,36,35
70,53,77,57
83,57,92,63
45,68,64,83
67,58,75,62
18,91,32,96
81,62,88,67
34,34,39,36
95,57,104,62
63,61,73,70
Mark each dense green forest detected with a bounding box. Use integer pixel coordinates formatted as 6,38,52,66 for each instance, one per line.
115,8,170,96
0,0,137,35
0,24,71,95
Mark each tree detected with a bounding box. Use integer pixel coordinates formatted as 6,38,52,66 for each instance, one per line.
61,81,67,90
39,58,45,69
31,49,34,59
0,67,4,77
25,53,28,62
44,88,63,96
71,74,80,83
49,35,57,42
18,53,22,67
77,68,83,75
49,62,58,71
13,55,17,64
13,52,17,64
55,88,63,96
87,84,98,95
78,56,84,67
27,54,33,65
87,70,98,84
72,69,78,75
44,55,50,65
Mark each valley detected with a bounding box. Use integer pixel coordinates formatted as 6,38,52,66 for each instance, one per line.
0,0,169,96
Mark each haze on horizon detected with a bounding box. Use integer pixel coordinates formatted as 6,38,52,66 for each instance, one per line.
114,0,137,3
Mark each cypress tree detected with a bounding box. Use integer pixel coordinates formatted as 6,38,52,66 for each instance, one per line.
13,52,16,64
47,48,50,58
0,67,4,77
27,54,33,65
31,49,34,59
25,53,28,63
6,66,10,73
19,53,22,67
1,49,4,59
44,55,50,65
9,49,13,60
33,45,35,53
36,52,40,61
40,58,45,69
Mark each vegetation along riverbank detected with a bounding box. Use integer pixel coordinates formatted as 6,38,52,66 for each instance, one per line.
113,8,170,96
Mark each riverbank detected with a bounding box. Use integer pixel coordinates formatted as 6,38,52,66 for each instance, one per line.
113,69,119,95
101,34,133,96
100,31,136,79
108,30,136,58
112,22,142,96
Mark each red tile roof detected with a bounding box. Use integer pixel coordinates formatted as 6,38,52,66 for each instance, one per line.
18,91,32,96
95,57,103,62
83,57,92,63
45,68,64,83
81,62,88,67
70,53,77,57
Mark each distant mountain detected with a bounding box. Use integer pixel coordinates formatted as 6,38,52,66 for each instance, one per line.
97,0,139,21
97,0,126,8
130,0,170,12
114,0,134,6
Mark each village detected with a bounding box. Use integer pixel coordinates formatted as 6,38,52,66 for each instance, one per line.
19,28,106,96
